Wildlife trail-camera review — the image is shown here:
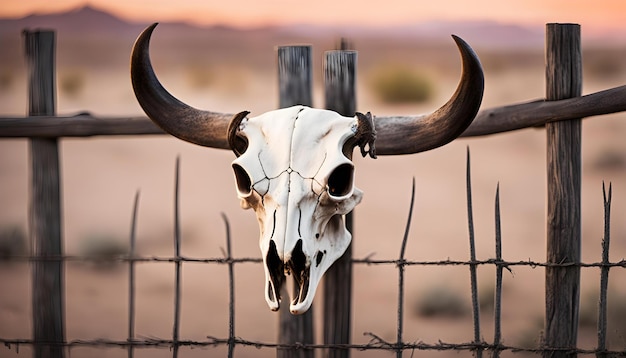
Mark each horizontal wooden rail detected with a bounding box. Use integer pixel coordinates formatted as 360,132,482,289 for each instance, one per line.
0,84,625,139
462,84,626,137
0,113,165,137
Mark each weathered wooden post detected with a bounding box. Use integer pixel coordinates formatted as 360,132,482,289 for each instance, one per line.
276,45,315,358
323,48,357,358
544,23,582,358
24,29,66,358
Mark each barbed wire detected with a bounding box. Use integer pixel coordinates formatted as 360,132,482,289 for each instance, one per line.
3,252,626,356
3,334,625,355
3,253,626,268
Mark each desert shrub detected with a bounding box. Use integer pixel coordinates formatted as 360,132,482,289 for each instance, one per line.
515,315,544,350
578,287,626,350
59,70,85,97
79,234,128,270
185,64,215,89
0,70,13,91
579,290,598,328
370,65,435,104
413,286,468,318
591,148,626,172
478,281,496,311
579,289,626,330
584,52,625,80
0,225,27,260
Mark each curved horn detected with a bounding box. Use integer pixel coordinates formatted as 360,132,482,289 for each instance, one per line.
374,35,484,155
131,23,236,149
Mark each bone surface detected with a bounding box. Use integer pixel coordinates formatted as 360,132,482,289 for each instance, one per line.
232,106,363,314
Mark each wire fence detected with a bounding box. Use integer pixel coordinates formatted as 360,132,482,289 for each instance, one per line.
1,152,624,357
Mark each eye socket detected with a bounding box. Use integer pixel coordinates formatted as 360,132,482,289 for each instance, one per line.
232,163,252,196
327,163,354,198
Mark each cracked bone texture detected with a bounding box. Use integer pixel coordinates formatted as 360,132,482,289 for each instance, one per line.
231,105,363,314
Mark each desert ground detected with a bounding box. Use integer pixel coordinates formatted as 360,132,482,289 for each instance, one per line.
1,22,626,357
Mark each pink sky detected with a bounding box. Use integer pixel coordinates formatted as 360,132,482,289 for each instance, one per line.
2,0,626,34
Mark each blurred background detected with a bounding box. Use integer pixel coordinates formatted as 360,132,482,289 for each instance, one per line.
1,1,626,356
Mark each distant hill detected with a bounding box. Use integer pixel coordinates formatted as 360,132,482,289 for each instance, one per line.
4,4,624,77
0,5,142,36
4,5,626,50
0,5,279,69
0,5,547,49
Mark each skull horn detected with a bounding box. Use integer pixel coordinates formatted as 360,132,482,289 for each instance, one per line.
374,35,484,155
131,23,246,149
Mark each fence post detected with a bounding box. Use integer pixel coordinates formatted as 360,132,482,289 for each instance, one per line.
323,48,357,358
24,29,66,358
544,23,582,358
276,45,315,358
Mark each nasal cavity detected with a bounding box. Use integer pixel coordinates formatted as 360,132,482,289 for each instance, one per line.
328,163,354,198
232,163,252,196
290,239,307,276
266,240,284,302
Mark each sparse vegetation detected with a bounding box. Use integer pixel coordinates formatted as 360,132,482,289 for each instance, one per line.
413,286,468,318
79,234,129,270
591,148,626,172
185,64,215,89
0,225,27,260
579,289,598,328
479,281,496,311
579,288,626,328
369,65,435,104
0,70,13,91
515,315,544,351
584,50,625,80
59,70,86,97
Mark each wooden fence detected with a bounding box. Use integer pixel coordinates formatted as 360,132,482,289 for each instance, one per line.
1,23,626,357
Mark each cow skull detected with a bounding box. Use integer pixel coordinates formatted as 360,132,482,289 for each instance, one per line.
130,23,484,314
230,106,374,313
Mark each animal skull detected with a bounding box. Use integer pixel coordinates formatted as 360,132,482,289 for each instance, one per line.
230,106,374,313
130,23,484,314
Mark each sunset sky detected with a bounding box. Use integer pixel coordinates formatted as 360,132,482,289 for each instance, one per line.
2,0,626,34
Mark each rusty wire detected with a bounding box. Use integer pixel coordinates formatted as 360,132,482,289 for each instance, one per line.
2,335,625,356
3,254,626,268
